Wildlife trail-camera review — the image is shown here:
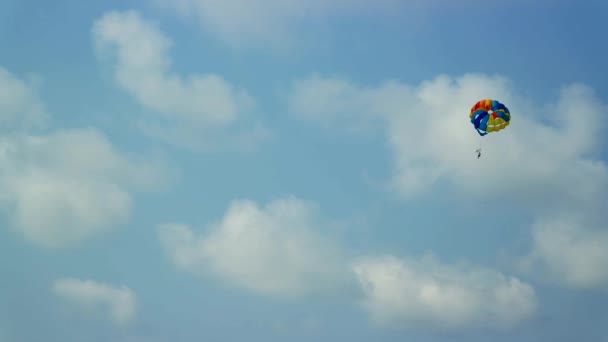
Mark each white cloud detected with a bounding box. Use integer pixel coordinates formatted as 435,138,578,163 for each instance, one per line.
155,0,401,50
53,278,136,326
288,73,608,209
158,196,350,297
288,73,608,291
0,128,173,248
352,254,537,331
518,215,608,289
92,10,266,150
0,66,49,131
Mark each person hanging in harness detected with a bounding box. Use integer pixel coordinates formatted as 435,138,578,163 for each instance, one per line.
469,98,512,160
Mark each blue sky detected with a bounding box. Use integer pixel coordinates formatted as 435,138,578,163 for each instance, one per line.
1,0,608,341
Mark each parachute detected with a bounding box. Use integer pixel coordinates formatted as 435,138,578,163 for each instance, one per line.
469,99,511,136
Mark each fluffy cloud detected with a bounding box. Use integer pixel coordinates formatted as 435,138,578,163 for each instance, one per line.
352,254,537,331
519,215,608,289
158,196,350,297
0,128,172,248
288,73,608,290
155,0,401,50
92,10,267,150
0,66,49,130
52,278,137,326
288,73,608,206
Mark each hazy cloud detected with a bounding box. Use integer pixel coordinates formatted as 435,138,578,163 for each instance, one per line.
53,278,137,326
0,66,49,131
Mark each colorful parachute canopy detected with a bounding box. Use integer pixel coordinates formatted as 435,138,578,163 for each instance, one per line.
469,99,511,136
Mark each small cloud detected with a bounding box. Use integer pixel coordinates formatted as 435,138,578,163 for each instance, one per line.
92,10,266,151
158,196,351,297
52,278,137,326
352,254,537,332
